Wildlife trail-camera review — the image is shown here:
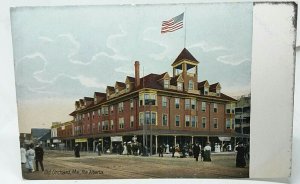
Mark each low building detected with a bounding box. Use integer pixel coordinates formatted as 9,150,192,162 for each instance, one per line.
235,94,251,137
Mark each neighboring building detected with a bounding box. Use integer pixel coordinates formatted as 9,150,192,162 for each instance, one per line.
19,133,32,146
31,128,51,145
235,94,251,135
57,48,245,153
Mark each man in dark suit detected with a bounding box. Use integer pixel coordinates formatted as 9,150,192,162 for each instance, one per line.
193,143,200,161
35,144,44,171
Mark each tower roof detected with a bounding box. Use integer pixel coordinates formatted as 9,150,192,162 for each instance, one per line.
171,48,199,67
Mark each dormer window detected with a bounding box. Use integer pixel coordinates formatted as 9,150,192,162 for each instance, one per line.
164,79,170,89
188,80,194,90
126,83,130,92
216,89,220,96
94,98,97,104
177,82,183,91
204,87,209,95
115,88,119,94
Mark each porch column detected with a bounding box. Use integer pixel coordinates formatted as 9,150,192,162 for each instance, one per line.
155,135,158,155
207,136,210,143
174,136,177,146
191,136,194,144
101,138,104,154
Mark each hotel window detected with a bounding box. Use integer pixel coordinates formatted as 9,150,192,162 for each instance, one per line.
119,118,124,129
177,82,183,91
191,99,196,110
139,93,156,106
202,102,206,112
213,103,218,113
98,122,101,131
188,80,194,90
185,99,190,109
92,123,95,130
139,112,144,125
145,111,157,125
118,102,124,112
87,124,90,133
110,105,114,113
92,111,95,119
164,79,170,89
226,118,231,129
185,115,190,127
202,117,206,128
98,109,101,116
232,119,235,129
110,120,114,130
213,118,218,128
162,96,167,107
130,116,134,128
175,98,180,109
102,107,108,115
102,121,109,131
204,87,209,95
191,116,197,127
175,115,180,127
162,114,168,126
130,99,134,109
226,108,231,114
87,113,90,120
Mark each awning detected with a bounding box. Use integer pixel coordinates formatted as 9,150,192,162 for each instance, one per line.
75,138,87,143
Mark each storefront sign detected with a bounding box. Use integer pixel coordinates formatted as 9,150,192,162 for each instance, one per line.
53,139,61,143
218,137,231,141
75,138,87,143
111,136,122,142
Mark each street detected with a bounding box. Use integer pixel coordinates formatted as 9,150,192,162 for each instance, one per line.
22,150,249,179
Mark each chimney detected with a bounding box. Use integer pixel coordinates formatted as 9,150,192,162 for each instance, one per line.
134,61,140,87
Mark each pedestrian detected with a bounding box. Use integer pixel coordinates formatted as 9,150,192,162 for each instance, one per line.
97,143,101,156
193,143,200,161
203,142,212,162
25,144,35,173
20,145,27,164
35,144,44,171
158,145,164,157
122,142,128,155
74,144,80,158
236,142,246,168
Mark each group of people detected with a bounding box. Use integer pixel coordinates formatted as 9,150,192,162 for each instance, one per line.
20,143,44,173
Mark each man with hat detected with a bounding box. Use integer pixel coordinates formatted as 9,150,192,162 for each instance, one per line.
34,144,44,171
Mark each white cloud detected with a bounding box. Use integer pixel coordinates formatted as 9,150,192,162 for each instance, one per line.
188,41,227,52
217,55,250,66
115,66,134,75
106,25,127,54
76,75,106,89
143,27,169,60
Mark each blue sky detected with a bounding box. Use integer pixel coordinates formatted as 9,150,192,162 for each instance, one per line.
11,3,252,132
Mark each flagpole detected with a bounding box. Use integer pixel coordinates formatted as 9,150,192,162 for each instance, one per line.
184,8,187,48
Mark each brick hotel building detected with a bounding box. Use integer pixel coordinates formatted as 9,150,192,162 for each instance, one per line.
54,48,246,152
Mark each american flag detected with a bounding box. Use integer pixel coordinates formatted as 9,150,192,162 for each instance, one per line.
161,13,184,34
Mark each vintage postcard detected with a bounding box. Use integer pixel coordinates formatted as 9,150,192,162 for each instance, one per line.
10,1,296,181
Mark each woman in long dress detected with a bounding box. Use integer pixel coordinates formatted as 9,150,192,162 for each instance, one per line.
20,145,27,164
25,144,35,172
122,143,128,155
236,142,246,167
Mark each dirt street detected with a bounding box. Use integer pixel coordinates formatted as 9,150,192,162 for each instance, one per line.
22,150,249,180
